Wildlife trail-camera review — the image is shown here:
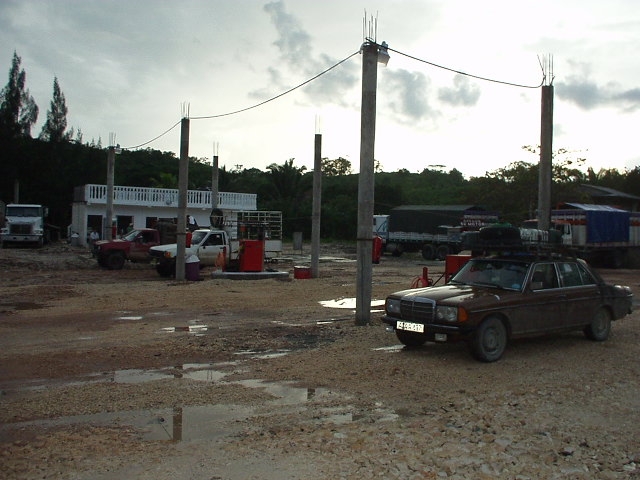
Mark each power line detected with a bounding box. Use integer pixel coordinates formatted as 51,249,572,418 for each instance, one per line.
387,46,545,89
191,50,360,120
121,45,543,150
122,119,182,150
121,50,360,150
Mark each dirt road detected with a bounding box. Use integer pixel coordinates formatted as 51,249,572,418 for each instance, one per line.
1,243,639,479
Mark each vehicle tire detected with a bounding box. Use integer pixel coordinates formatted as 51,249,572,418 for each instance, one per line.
97,255,108,268
470,316,507,362
584,307,611,341
156,261,175,277
436,245,450,261
396,329,427,347
421,244,435,260
106,252,126,270
391,246,403,257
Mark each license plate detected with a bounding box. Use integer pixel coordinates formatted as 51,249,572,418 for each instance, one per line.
397,321,424,333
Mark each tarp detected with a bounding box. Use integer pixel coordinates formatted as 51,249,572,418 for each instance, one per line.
389,205,496,234
553,203,630,243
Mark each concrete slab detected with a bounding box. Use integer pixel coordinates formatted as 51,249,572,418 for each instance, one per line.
211,270,290,281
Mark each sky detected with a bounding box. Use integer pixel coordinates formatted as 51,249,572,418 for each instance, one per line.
1,0,639,179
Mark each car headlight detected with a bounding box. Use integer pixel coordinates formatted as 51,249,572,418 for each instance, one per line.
436,305,459,323
386,298,401,316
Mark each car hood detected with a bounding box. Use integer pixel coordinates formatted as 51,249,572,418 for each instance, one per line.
95,239,129,246
392,284,520,307
150,243,177,252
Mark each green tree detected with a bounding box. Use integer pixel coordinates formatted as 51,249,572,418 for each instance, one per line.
0,51,38,139
264,159,310,235
321,156,352,176
266,159,307,201
39,77,69,142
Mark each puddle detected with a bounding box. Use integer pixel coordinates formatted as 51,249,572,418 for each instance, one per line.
373,345,404,353
319,297,385,309
160,325,208,333
2,346,407,445
234,349,291,360
117,316,143,321
2,363,350,444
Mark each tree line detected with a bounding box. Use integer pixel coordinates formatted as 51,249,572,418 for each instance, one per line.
2,51,639,240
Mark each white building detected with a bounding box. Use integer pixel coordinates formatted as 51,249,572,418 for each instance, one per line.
71,184,257,246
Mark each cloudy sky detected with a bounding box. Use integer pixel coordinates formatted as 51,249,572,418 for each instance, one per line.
1,0,639,178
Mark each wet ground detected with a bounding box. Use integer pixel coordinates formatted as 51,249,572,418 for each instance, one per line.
1,243,640,479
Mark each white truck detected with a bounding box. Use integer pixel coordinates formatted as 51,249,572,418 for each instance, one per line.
149,210,283,277
550,203,640,268
1,204,49,248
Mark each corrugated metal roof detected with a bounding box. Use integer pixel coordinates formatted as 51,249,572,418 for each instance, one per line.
559,202,627,212
391,205,487,212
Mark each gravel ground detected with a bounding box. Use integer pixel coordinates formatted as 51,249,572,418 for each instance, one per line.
0,242,639,479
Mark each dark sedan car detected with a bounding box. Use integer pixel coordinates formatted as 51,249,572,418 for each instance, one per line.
382,254,633,362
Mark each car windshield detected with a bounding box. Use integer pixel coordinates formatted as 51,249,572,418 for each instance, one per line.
6,206,41,217
122,229,142,242
190,231,208,245
450,258,529,291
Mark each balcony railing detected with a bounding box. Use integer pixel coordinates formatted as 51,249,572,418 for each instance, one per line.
80,184,256,211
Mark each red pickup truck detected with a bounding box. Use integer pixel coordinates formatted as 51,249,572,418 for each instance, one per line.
94,224,176,270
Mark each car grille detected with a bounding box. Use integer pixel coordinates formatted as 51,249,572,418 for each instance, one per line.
148,249,164,259
400,297,435,323
11,224,32,234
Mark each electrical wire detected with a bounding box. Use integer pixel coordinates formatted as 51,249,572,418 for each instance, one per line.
120,50,359,150
387,46,545,89
120,44,542,150
122,119,182,150
191,50,361,120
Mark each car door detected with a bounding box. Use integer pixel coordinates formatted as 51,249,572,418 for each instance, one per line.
129,232,152,262
510,262,566,335
556,261,600,328
196,232,225,266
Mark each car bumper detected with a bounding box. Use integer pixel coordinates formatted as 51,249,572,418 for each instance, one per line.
382,314,473,339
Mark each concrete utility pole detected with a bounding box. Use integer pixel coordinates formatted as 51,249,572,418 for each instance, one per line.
175,117,190,281
211,149,219,210
105,146,115,241
538,84,554,231
355,40,381,326
311,133,322,278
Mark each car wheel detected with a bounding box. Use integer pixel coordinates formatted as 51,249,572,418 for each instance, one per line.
421,245,435,260
584,308,611,341
470,316,507,362
156,261,175,277
106,252,126,270
396,329,427,347
436,245,450,261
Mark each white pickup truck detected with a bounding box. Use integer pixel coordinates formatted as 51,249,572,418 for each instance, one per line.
148,228,281,277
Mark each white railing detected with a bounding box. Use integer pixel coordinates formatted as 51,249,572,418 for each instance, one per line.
83,184,256,210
